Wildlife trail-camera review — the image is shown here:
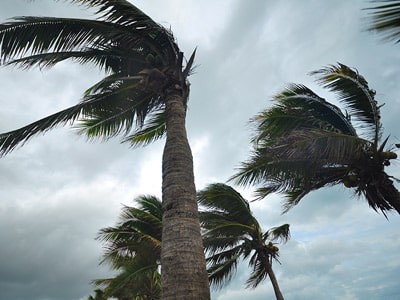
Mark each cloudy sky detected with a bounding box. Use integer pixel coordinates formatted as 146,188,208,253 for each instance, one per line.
1,0,400,299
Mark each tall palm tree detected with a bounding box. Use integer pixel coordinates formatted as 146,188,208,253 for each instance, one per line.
198,183,290,300
232,63,400,217
366,0,400,43
94,195,162,300
0,1,209,298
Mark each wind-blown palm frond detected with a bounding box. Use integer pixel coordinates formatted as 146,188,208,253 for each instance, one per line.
311,63,381,143
365,0,400,43
233,63,400,216
0,0,185,156
94,195,162,299
0,76,161,155
123,110,166,147
198,183,289,298
254,83,357,143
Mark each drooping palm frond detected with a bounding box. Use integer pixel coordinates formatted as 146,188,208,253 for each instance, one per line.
232,129,369,208
198,183,255,226
234,63,400,216
123,110,166,147
94,194,162,299
0,76,160,155
311,63,381,143
205,247,241,290
265,224,291,243
246,253,269,289
198,183,290,293
253,84,357,144
365,0,400,43
94,259,160,300
0,0,186,156
97,195,161,267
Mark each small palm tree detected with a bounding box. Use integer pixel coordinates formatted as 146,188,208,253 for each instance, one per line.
94,195,162,300
198,183,290,300
0,1,209,298
232,63,400,217
366,0,400,43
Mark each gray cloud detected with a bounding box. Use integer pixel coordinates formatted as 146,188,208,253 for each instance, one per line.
1,0,400,299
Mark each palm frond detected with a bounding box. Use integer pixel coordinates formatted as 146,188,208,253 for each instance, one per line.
198,183,256,226
365,0,400,43
246,256,269,289
254,84,357,143
0,96,95,156
76,80,163,141
206,249,242,290
0,17,131,64
123,110,166,147
96,195,162,268
311,63,381,143
69,0,156,26
265,224,291,243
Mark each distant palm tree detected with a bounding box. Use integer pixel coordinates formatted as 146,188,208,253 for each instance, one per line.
0,1,209,298
232,63,400,217
198,183,290,300
365,0,400,43
94,195,162,300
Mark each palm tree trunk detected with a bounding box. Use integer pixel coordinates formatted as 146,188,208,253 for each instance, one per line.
161,90,210,299
266,262,284,300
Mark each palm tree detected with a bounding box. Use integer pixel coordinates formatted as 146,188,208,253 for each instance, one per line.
232,63,400,217
365,0,400,43
198,183,290,300
94,195,162,300
0,1,209,298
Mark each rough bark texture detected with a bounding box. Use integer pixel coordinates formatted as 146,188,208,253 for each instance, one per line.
161,91,210,299
266,262,284,300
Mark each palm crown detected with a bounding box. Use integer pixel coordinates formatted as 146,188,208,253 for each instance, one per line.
0,0,195,154
198,183,290,299
232,63,400,216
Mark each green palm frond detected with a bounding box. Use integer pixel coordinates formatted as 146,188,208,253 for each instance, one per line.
70,0,157,26
76,88,162,141
95,260,160,299
246,255,269,288
96,195,161,267
94,194,162,299
0,95,99,156
231,130,361,197
365,0,400,43
0,0,184,155
265,224,291,243
202,234,243,253
206,248,242,290
198,183,290,292
198,183,256,226
254,84,357,143
311,63,381,143
0,76,161,156
235,63,399,216
1,17,136,66
123,110,166,147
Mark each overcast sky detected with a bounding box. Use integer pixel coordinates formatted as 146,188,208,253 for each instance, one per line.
1,1,400,299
